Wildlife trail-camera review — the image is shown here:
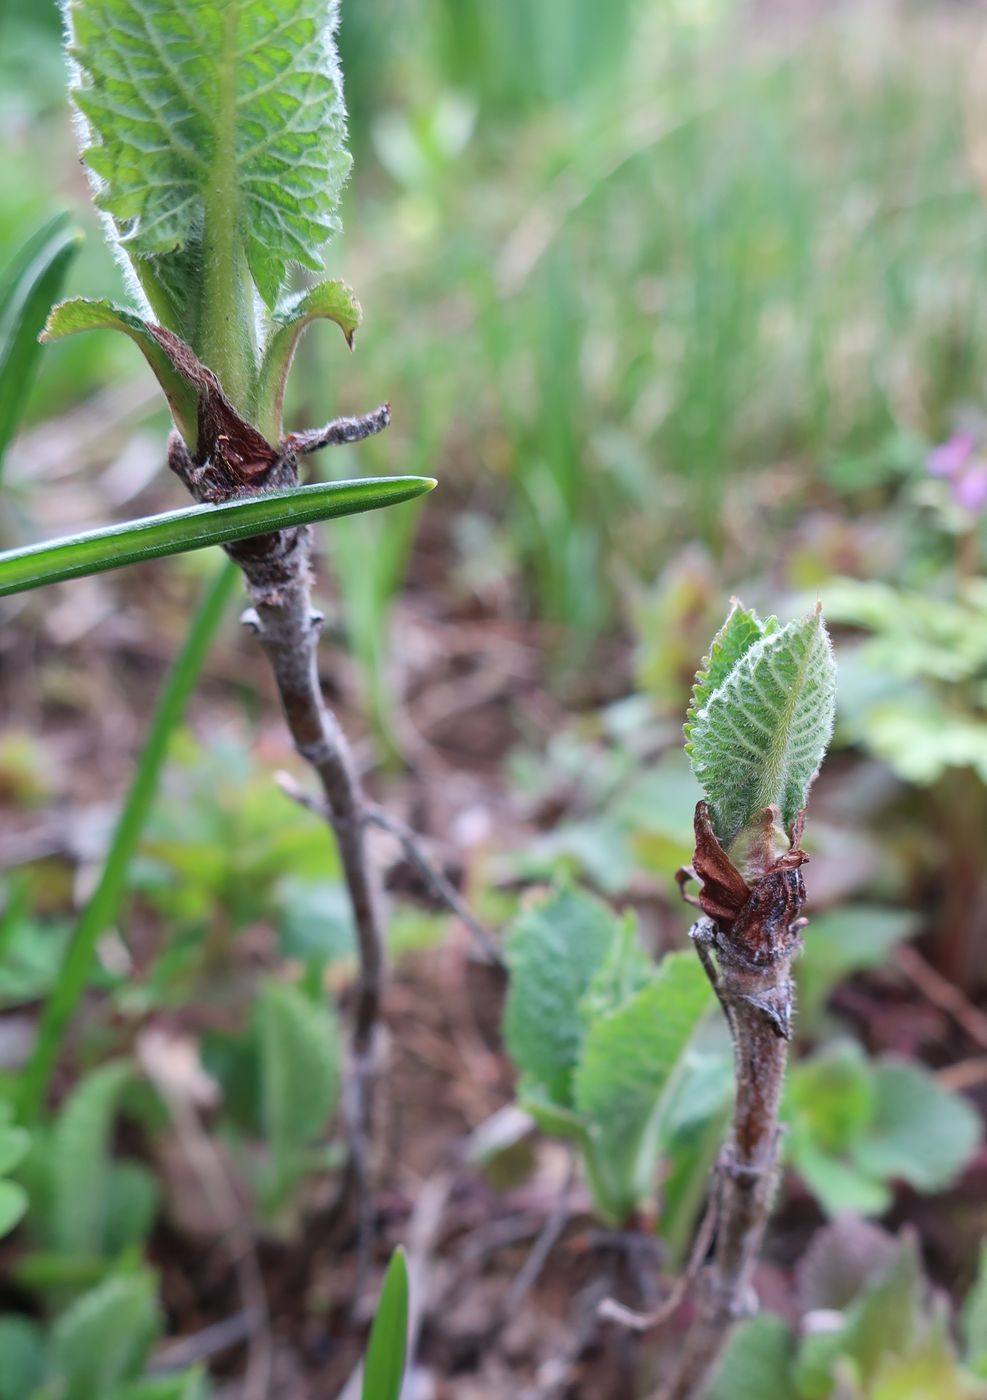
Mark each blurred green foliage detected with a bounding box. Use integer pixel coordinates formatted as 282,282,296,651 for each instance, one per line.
2,1,987,1392
709,1234,987,1400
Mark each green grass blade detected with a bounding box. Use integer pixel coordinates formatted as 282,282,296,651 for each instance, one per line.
0,214,82,478
16,561,240,1122
0,476,436,598
362,1247,409,1400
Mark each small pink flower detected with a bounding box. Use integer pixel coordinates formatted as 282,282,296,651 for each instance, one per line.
954,459,987,514
927,433,975,480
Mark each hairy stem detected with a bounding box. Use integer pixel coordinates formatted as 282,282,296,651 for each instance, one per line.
655,913,798,1400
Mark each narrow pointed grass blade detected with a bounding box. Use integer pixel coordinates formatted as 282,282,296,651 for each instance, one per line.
362,1247,409,1400
0,214,82,477
0,476,436,598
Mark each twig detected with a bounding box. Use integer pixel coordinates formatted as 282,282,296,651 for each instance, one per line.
243,591,382,1295
937,1055,987,1092
364,804,505,967
150,1312,258,1373
285,402,391,455
170,429,388,1294
277,773,504,968
599,1191,718,1333
896,943,987,1051
494,1150,577,1330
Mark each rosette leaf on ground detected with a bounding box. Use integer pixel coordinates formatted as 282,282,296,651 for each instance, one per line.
503,886,714,1224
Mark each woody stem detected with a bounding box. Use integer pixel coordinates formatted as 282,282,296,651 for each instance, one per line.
654,915,798,1400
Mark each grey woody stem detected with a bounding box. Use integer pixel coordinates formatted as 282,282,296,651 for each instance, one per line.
242,578,382,1270
655,899,801,1400
168,424,388,1263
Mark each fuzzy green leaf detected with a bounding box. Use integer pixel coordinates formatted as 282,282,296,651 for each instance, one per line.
113,1370,210,1400
503,886,619,1109
50,1061,133,1258
257,979,341,1204
688,608,837,846
42,298,200,445
0,1126,30,1176
854,1060,983,1194
573,951,713,1222
786,1044,982,1220
795,1238,923,1398
869,1307,987,1400
51,1271,160,1399
112,1366,207,1400
0,476,437,598
362,1247,409,1400
0,1181,28,1239
578,917,653,1025
0,1315,47,1400
254,279,362,441
706,1314,796,1400
65,0,351,308
0,213,81,478
685,601,777,745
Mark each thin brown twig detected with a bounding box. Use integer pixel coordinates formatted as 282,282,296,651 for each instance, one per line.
277,772,504,968
493,1150,577,1331
243,592,382,1301
896,943,987,1051
169,426,389,1298
599,1190,718,1334
363,803,505,967
285,402,391,456
937,1055,987,1092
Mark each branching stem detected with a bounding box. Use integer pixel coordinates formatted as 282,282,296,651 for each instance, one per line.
169,425,390,1272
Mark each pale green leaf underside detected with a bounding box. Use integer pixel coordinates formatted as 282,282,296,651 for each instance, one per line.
254,279,361,440
689,610,837,845
43,298,200,446
573,951,713,1216
65,0,351,306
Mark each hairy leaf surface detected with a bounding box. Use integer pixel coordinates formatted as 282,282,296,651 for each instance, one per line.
573,951,712,1219
43,298,200,445
65,0,351,307
51,1061,133,1258
0,1316,46,1400
685,601,776,746
689,609,837,845
503,886,617,1108
257,979,341,1199
255,279,361,440
51,1271,159,1399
